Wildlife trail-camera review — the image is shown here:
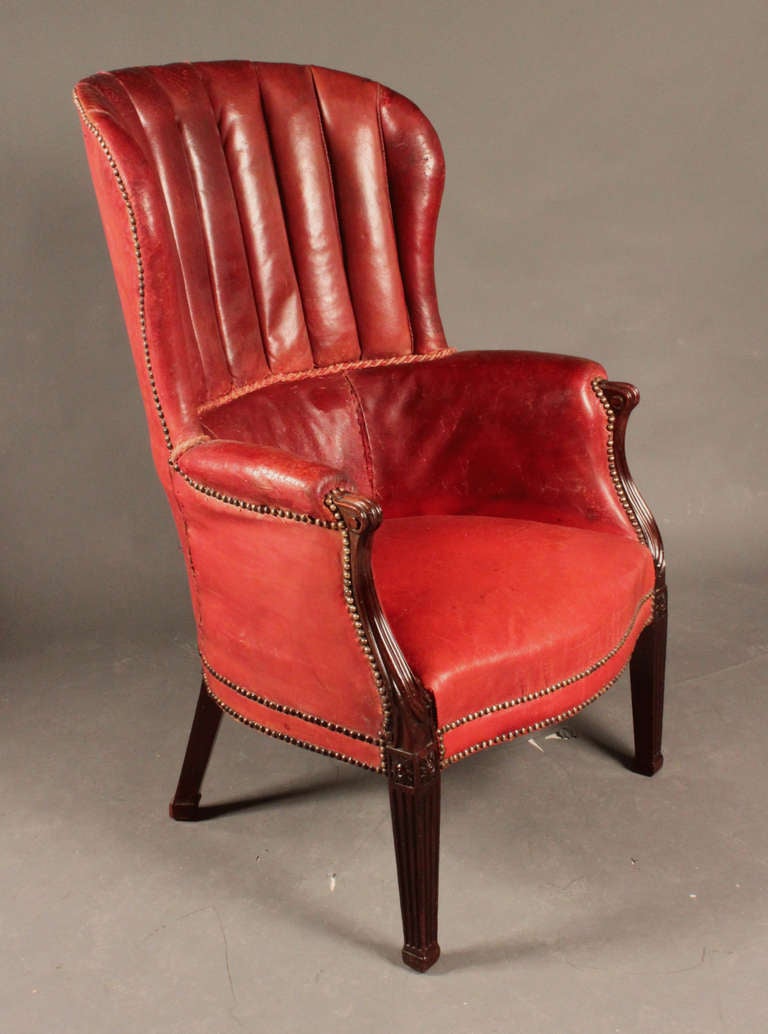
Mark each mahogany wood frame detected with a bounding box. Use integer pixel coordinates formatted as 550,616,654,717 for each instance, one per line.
169,379,666,972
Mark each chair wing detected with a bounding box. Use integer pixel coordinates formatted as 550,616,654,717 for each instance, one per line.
75,61,667,973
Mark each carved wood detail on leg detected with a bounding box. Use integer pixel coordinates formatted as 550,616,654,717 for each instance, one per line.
169,678,223,820
630,584,667,776
330,490,443,970
388,744,441,972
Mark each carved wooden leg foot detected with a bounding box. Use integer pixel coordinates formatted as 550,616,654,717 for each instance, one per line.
630,586,667,777
388,745,441,972
169,679,223,820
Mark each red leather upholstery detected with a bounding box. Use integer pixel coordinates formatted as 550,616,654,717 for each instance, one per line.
74,62,447,468
372,515,655,764
75,61,658,771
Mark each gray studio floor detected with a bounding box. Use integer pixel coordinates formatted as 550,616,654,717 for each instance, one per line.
2,564,766,1034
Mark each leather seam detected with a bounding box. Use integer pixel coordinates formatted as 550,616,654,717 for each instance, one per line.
168,475,206,643
204,676,385,773
376,81,415,353
169,457,341,528
197,348,455,414
201,654,383,744
590,377,648,546
438,589,655,734
441,663,633,768
343,373,376,499
74,92,173,451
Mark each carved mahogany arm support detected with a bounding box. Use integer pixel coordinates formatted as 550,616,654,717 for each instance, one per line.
327,490,440,779
595,380,665,582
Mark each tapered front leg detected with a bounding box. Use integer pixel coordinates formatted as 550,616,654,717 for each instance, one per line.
388,745,441,972
169,679,223,820
630,585,667,776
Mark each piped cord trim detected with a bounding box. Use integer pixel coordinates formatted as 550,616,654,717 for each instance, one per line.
74,92,173,452
204,677,385,773
438,588,654,733
201,653,383,745
197,348,455,414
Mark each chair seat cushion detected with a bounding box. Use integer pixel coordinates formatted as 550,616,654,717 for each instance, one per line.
372,515,656,765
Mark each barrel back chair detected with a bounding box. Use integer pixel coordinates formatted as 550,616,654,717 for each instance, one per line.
74,61,667,971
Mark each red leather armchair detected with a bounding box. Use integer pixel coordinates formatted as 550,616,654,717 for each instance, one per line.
74,61,666,972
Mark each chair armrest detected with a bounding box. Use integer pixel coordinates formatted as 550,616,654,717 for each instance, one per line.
171,438,354,522
346,349,648,541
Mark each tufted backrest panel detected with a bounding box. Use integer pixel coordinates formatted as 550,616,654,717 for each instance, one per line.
74,61,448,450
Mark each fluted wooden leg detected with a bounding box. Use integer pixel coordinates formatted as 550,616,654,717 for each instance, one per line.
169,679,223,820
630,585,667,776
387,746,441,972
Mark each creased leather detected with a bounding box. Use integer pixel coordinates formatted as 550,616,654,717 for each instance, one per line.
200,373,373,499
175,439,351,519
348,350,640,537
372,515,655,761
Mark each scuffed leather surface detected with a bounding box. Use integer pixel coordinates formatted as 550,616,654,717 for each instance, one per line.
200,373,373,499
348,350,639,536
372,515,655,762
170,467,384,764
175,439,350,519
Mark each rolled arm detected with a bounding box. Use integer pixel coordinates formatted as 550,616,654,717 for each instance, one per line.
171,438,355,522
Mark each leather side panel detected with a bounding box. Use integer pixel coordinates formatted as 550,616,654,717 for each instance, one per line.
170,470,385,745
349,350,640,538
204,672,384,770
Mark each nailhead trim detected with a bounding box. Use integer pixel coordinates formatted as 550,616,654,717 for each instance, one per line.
201,653,383,745
198,349,456,415
323,493,392,763
591,378,646,545
442,666,629,768
438,589,654,734
170,459,342,528
74,93,172,452
203,677,385,773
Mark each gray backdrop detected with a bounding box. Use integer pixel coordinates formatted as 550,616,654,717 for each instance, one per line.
3,4,768,1032
3,1,766,665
